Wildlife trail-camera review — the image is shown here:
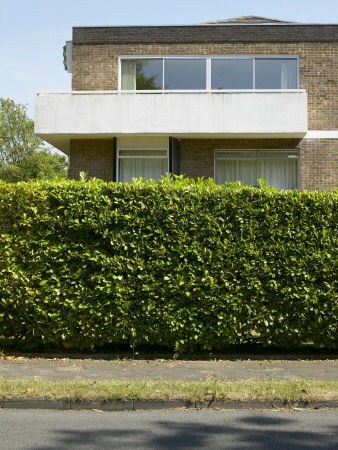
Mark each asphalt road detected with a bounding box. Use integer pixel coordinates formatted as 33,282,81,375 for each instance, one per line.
0,409,337,449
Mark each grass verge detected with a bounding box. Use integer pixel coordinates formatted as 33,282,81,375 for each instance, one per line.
0,378,337,402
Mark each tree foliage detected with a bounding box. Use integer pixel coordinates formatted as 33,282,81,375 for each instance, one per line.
0,98,67,182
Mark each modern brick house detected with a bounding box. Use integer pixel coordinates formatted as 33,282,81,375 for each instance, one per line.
35,16,338,190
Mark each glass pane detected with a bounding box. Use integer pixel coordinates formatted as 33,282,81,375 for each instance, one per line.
121,59,162,90
216,160,256,185
255,59,297,89
211,59,253,89
258,151,299,159
164,59,206,90
258,159,297,190
216,150,256,159
119,150,167,157
119,158,168,182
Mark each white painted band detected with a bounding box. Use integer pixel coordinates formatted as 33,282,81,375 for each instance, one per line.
305,131,338,139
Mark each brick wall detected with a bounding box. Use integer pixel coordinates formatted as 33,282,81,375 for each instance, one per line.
179,138,300,180
71,41,338,130
179,138,338,191
300,139,338,191
69,139,114,181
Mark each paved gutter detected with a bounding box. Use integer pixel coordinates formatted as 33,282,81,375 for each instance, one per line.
1,397,337,411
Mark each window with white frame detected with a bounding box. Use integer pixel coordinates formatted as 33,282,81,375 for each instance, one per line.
117,138,169,182
120,56,298,91
215,150,299,190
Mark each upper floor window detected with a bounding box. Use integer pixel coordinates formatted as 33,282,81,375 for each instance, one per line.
120,56,298,91
121,59,163,90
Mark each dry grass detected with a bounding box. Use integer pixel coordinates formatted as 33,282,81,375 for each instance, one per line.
0,378,337,401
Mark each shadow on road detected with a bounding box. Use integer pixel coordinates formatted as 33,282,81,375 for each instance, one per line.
28,411,338,449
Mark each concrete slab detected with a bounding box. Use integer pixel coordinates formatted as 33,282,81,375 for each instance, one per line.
0,357,337,381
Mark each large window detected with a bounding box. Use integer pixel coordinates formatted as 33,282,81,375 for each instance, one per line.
164,59,206,89
255,59,297,89
117,137,169,182
211,59,253,89
215,150,299,190
120,56,298,91
121,59,163,90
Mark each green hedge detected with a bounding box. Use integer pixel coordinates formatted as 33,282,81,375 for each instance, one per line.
0,177,337,351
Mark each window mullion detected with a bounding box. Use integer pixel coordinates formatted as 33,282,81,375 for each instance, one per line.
255,150,258,184
162,58,165,91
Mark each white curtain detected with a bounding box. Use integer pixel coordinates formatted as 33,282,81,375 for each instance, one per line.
216,160,256,186
216,158,297,189
258,160,297,190
281,60,297,89
119,157,168,182
121,61,136,90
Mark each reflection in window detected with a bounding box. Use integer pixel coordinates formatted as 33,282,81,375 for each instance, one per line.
215,150,299,190
121,59,162,90
164,59,206,89
211,59,253,89
255,59,297,89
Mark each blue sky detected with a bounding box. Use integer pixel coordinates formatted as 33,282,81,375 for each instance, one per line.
1,0,337,121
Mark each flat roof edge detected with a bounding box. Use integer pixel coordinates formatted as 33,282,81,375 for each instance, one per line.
73,23,338,28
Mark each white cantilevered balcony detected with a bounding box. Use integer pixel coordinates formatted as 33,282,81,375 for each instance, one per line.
35,90,307,154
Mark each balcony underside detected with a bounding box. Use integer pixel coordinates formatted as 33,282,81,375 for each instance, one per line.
35,91,308,154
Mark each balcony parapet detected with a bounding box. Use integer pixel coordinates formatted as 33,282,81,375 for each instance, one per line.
35,90,308,154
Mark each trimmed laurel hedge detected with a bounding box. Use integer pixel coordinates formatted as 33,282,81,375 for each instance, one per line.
0,177,337,351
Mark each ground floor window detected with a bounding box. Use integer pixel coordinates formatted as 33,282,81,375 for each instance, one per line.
117,137,169,182
215,150,299,190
